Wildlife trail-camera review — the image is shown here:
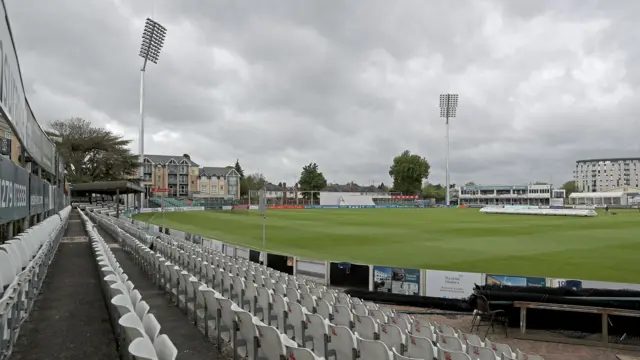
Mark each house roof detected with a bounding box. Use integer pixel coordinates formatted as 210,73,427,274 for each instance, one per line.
200,166,237,177
321,183,384,192
144,154,199,166
264,182,285,191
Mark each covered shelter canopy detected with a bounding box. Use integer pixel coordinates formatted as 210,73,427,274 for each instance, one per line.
70,181,144,196
568,187,640,206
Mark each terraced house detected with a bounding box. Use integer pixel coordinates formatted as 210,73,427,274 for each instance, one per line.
141,154,200,197
196,166,240,199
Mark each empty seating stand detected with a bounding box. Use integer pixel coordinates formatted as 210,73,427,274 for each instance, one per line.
78,210,178,360
0,206,71,360
83,205,545,360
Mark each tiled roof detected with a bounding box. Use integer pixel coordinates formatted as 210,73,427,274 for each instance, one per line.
199,167,238,177
144,154,199,166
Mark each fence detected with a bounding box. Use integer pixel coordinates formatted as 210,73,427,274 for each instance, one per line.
80,203,640,299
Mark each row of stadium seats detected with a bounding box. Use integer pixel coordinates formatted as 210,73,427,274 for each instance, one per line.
79,210,178,359
85,208,545,360
192,198,238,207
150,197,187,208
0,206,71,358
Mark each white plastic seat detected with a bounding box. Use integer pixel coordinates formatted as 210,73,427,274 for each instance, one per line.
413,321,436,342
337,293,351,306
136,300,151,320
286,301,310,345
112,294,135,317
272,293,288,332
301,293,317,313
357,335,393,360
234,308,263,359
256,323,297,360
370,309,388,324
143,313,162,341
393,347,421,360
354,314,378,340
327,324,357,360
285,345,324,360
459,331,483,347
406,334,435,360
232,277,251,311
438,346,472,360
438,334,464,352
435,323,457,337
128,337,158,360
274,281,286,296
130,289,142,308
316,299,333,321
322,292,336,304
485,339,514,359
154,334,178,360
352,303,368,316
256,286,274,322
467,343,498,360
218,298,241,343
333,305,354,329
390,315,411,335
380,323,406,355
119,312,147,341
306,313,330,357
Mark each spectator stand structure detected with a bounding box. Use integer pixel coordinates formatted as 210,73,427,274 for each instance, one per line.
71,181,145,218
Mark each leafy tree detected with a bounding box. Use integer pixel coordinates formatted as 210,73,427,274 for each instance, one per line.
234,159,245,179
465,181,476,186
240,173,266,198
47,117,139,184
298,162,327,200
378,182,388,191
561,180,578,197
422,183,446,202
534,181,548,185
388,150,430,195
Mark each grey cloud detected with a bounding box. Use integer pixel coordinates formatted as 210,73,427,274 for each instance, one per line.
6,0,640,186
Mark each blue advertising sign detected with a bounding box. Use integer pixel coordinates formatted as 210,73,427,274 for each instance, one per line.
486,274,546,287
373,266,421,295
0,158,29,224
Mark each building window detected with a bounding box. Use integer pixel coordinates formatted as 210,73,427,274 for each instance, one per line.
3,130,11,139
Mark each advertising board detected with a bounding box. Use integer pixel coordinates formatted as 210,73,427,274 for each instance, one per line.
29,174,43,215
269,205,304,210
485,274,546,287
0,158,29,224
139,206,205,213
425,270,483,299
373,266,420,295
549,278,640,291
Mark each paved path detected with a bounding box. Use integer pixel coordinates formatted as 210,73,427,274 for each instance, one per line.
95,224,219,360
11,210,119,360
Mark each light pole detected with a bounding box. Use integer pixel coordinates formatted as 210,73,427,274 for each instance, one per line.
138,17,167,208
439,94,459,206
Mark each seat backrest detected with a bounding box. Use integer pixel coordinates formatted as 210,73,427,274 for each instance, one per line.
438,334,463,352
406,334,434,359
357,335,392,360
143,313,162,341
467,343,497,360
286,345,323,360
128,337,158,360
516,349,545,360
393,347,421,360
438,346,472,360
135,300,151,320
154,334,178,360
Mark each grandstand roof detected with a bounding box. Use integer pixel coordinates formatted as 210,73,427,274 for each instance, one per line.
144,154,199,166
576,157,640,164
70,181,145,195
569,186,640,198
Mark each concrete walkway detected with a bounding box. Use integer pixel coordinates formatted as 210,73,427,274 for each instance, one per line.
11,210,119,360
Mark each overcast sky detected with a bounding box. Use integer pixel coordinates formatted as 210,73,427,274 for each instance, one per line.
7,0,640,187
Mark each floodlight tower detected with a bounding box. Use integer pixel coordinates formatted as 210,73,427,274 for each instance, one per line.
439,94,459,206
138,18,167,207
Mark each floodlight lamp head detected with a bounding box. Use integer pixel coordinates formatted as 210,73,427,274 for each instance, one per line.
139,18,167,64
439,93,459,118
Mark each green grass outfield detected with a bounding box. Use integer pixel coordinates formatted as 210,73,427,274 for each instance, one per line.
134,208,640,283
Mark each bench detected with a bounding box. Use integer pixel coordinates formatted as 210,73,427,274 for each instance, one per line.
514,301,640,350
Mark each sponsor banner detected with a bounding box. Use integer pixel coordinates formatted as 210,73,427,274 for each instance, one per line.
297,259,326,281
222,206,232,211
249,205,259,210
269,205,305,210
139,206,205,213
29,174,43,215
236,247,250,259
0,137,10,156
549,278,640,291
486,274,546,287
425,270,483,299
304,205,377,209
0,159,29,224
232,205,249,210
391,195,419,199
373,266,420,295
